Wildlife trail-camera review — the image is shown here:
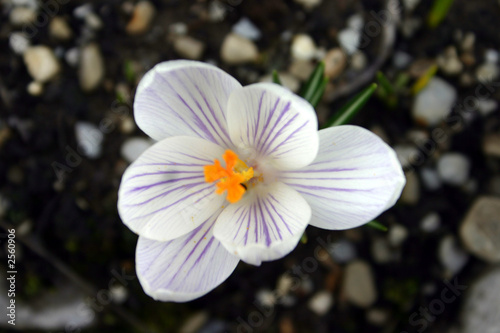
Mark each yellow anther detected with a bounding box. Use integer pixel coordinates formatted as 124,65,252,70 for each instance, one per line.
204,150,253,203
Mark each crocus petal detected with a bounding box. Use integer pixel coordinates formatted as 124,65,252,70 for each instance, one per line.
279,125,406,230
226,83,319,170
136,210,240,302
118,136,226,241
213,182,311,266
134,60,241,147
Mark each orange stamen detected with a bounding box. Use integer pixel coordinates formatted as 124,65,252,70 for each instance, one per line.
204,150,253,203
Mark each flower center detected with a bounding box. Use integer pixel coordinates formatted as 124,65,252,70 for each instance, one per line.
204,150,254,203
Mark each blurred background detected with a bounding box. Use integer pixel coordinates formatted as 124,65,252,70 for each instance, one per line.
1,0,500,332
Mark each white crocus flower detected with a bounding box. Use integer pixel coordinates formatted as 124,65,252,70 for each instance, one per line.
118,60,406,302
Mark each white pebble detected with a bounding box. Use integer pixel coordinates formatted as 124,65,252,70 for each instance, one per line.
23,46,61,82
412,77,457,126
308,291,334,316
232,17,261,41
393,51,412,69
220,33,258,64
169,22,187,35
75,121,103,159
256,289,276,308
291,34,317,61
65,47,80,67
476,62,499,82
9,32,30,55
420,212,441,232
338,28,360,55
110,285,128,304
351,51,367,71
485,49,499,63
388,224,408,246
323,48,346,79
437,152,470,186
342,261,377,308
121,137,154,163
438,235,469,276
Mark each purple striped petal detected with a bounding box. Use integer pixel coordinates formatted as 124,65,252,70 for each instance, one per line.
134,60,241,147
279,125,406,230
227,83,319,170
118,136,226,241
213,182,311,266
136,209,239,302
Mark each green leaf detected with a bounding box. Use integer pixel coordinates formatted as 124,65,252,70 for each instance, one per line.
376,71,395,95
366,220,388,232
427,0,455,28
272,70,282,85
322,83,378,128
309,77,328,108
300,61,326,104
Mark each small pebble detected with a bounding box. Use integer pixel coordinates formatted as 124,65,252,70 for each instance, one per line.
484,49,499,63
437,46,463,76
400,171,420,205
393,51,412,69
338,28,360,55
256,289,276,308
288,60,315,81
323,48,346,79
9,6,36,25
9,32,30,55
388,224,408,246
483,133,500,158
476,62,499,82
420,212,441,232
208,0,227,22
178,312,209,333
0,194,10,218
79,43,105,92
307,291,333,316
291,34,317,61
23,46,61,83
366,308,390,326
49,17,73,40
260,73,300,93
461,32,475,52
232,17,261,41
121,137,153,163
437,152,470,186
476,99,497,116
412,77,457,126
350,51,367,71
65,47,80,67
110,285,128,304
169,22,187,35
460,196,500,263
328,239,357,263
27,81,43,96
438,235,469,276
220,33,258,64
126,1,155,35
420,167,442,191
75,121,103,159
173,36,205,60
293,0,322,9
342,261,377,308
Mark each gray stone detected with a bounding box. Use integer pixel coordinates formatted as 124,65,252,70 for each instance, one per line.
437,153,470,186
173,36,205,60
412,77,457,126
342,261,377,308
400,171,420,205
420,212,441,232
75,121,103,159
460,196,500,263
438,235,469,276
232,17,261,41
461,267,500,333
